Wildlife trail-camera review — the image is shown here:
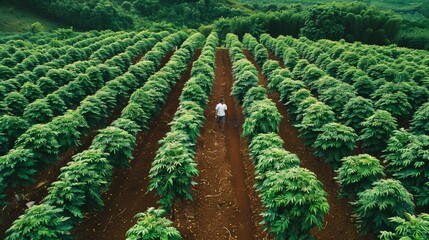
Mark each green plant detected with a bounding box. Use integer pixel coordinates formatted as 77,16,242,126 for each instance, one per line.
254,148,300,188
0,115,29,153
379,213,429,239
384,133,429,207
20,82,43,102
259,167,329,240
352,75,376,99
277,78,306,104
319,84,357,115
242,99,282,139
0,148,37,188
340,96,375,133
43,149,112,224
23,99,54,124
359,110,398,154
375,92,412,121
4,92,28,116
49,111,89,151
242,86,268,117
352,179,415,235
410,102,429,135
231,70,258,104
249,133,284,161
121,102,149,130
335,154,385,199
15,124,59,166
148,134,198,211
295,101,336,146
125,207,181,240
313,122,357,169
90,126,136,168
5,204,73,240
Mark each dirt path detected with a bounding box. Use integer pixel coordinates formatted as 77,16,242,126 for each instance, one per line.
72,50,200,239
244,50,368,240
174,48,267,239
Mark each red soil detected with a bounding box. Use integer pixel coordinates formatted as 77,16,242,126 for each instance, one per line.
173,48,268,239
244,50,370,240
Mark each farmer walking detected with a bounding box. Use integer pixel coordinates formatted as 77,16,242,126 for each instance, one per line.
215,99,227,133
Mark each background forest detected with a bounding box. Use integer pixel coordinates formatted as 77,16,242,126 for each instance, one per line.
0,0,428,50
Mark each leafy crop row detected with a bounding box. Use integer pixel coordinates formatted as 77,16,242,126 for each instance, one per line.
148,31,217,213
4,31,201,239
0,31,176,207
258,34,423,237
230,33,329,240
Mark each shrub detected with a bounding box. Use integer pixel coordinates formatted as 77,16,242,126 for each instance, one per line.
43,149,112,224
148,135,198,211
91,126,136,168
335,154,385,199
121,102,149,130
359,110,398,154
15,124,59,166
23,100,54,124
295,102,336,145
410,102,429,135
352,179,415,235
20,82,43,102
379,213,429,240
352,75,376,99
313,122,357,169
277,78,306,104
49,111,89,151
319,84,357,115
0,148,37,188
0,115,29,153
45,94,67,115
259,167,329,240
231,70,258,104
340,96,375,133
5,204,73,240
384,133,429,207
4,92,28,116
375,92,412,121
125,207,181,240
249,133,284,161
242,99,282,139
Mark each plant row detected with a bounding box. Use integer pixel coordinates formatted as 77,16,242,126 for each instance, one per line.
254,34,424,238
0,32,141,119
270,34,429,131
4,31,203,240
147,31,217,213
0,31,130,105
0,31,184,207
261,34,429,210
0,31,167,155
228,33,329,240
0,31,127,84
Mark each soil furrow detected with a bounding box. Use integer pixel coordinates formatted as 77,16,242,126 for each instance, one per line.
173,48,266,239
243,50,367,240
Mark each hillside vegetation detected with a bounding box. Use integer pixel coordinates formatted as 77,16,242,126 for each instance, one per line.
1,0,428,49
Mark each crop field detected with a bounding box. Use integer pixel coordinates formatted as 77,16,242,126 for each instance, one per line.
0,30,428,239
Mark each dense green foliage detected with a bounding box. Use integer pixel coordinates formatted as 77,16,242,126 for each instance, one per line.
125,208,181,240
379,213,429,240
352,179,415,235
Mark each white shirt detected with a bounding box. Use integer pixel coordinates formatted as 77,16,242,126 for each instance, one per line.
215,103,227,116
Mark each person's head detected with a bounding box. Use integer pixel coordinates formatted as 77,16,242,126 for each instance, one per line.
220,99,224,104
